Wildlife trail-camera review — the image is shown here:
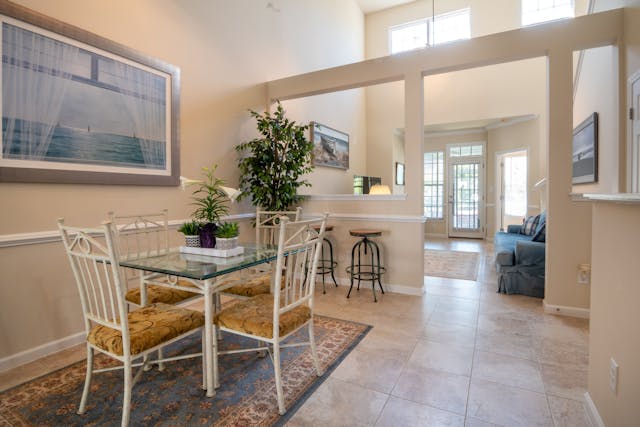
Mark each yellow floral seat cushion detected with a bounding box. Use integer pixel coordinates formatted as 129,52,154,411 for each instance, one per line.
125,279,199,305
218,272,285,298
214,294,311,339
87,303,205,356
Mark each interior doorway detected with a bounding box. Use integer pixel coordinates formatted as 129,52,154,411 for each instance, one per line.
496,149,528,232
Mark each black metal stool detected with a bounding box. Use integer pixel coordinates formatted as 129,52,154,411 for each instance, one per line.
313,225,338,293
346,229,385,302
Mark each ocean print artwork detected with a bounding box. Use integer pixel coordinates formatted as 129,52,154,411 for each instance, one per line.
1,18,170,176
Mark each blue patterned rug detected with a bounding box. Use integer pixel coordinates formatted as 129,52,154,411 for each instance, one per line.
0,315,370,426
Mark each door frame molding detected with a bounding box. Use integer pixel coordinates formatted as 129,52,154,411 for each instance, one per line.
628,69,640,192
445,141,486,239
494,147,529,234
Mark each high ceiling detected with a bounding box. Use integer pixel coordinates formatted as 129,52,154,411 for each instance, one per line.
355,0,416,15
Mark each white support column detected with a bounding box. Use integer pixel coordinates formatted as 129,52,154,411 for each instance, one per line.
545,47,592,310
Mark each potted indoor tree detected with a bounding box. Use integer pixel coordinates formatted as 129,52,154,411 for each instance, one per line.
214,222,239,250
236,101,314,211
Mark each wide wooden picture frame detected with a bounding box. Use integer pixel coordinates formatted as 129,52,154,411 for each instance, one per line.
310,121,349,170
0,1,180,185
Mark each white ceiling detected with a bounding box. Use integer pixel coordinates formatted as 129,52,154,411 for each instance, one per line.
355,0,416,15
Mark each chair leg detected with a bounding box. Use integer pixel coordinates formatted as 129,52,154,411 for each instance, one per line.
201,329,207,390
273,341,286,415
308,320,323,376
157,348,165,371
121,359,133,427
77,344,93,415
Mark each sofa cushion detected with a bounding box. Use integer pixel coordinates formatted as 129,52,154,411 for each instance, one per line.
535,211,546,235
87,303,205,356
532,222,546,242
520,215,540,236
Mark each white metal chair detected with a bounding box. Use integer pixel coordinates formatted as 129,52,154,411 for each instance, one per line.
219,207,303,298
213,213,327,414
108,210,199,306
58,219,205,427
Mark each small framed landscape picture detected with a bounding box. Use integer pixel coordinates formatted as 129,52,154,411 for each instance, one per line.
310,122,349,170
395,162,405,185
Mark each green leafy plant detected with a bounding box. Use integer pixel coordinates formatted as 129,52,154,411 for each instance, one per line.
236,101,314,211
191,164,230,224
178,220,201,236
215,222,239,238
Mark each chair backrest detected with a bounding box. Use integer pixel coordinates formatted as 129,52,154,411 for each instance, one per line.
256,207,302,246
58,219,130,347
107,210,170,261
272,214,328,336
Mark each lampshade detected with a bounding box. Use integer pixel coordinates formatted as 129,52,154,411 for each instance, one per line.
368,184,391,195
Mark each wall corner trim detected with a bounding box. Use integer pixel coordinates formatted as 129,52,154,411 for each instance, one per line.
584,392,606,427
0,213,256,248
542,300,590,318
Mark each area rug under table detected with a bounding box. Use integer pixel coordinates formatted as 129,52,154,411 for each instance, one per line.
0,315,370,427
424,249,480,281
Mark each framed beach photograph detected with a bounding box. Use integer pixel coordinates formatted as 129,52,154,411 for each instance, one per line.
310,121,349,170
0,2,180,185
572,112,598,184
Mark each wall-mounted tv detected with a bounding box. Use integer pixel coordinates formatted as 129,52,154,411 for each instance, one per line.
572,112,598,184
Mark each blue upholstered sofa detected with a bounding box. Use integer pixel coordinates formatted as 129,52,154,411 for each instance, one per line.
494,214,546,298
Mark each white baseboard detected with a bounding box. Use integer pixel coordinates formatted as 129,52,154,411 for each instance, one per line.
324,277,425,296
543,300,590,319
584,392,605,427
0,331,85,373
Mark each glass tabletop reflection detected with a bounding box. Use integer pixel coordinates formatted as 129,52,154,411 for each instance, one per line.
119,243,278,281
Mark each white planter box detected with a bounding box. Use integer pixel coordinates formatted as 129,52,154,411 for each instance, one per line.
179,245,244,258
216,236,239,250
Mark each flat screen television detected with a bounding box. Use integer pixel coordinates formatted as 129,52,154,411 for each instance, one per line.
572,112,598,184
353,175,381,194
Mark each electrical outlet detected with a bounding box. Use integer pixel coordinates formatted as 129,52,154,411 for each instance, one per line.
610,358,619,394
577,264,591,285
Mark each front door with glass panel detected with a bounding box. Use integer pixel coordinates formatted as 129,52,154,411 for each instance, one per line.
447,144,485,238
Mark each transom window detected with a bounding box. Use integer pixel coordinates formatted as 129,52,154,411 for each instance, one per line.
522,0,574,26
449,143,483,157
424,151,444,219
390,8,470,54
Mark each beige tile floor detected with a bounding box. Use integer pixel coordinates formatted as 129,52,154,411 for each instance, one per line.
288,238,593,427
0,238,592,427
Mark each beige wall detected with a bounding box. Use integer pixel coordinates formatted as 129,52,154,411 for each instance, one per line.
588,201,640,426
0,0,365,361
573,45,619,194
282,88,367,195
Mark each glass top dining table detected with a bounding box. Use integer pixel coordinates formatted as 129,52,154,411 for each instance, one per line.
118,242,280,398
119,243,279,280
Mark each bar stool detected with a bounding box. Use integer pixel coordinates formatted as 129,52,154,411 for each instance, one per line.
346,229,385,302
312,225,338,293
